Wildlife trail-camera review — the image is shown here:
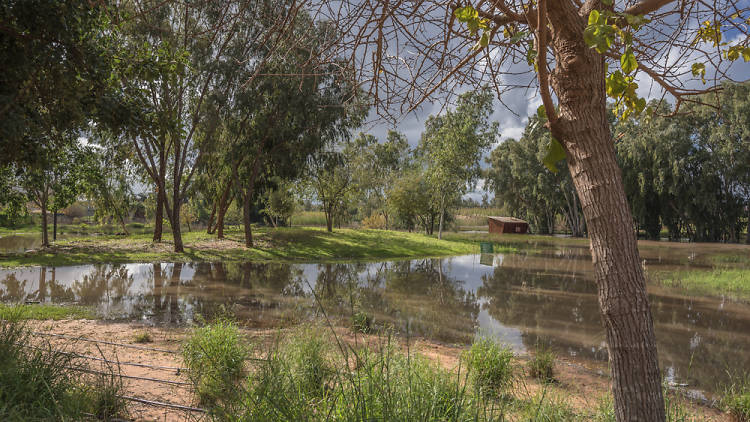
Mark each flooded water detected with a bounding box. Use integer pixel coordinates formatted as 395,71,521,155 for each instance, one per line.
1,244,749,397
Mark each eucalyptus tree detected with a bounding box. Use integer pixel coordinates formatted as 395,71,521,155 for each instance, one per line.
387,169,442,235
9,138,88,247
113,0,277,251
0,1,118,167
346,130,410,228
313,0,749,418
486,114,584,236
418,88,498,239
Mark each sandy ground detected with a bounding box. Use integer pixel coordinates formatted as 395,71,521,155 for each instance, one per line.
28,319,730,422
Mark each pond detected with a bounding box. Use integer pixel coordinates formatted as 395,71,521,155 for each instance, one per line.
1,244,748,398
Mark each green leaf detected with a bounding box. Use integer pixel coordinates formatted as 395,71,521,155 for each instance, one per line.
601,0,613,5
454,6,477,22
691,62,706,84
543,137,566,173
479,31,490,47
588,10,600,26
509,30,529,44
537,105,547,120
743,47,750,62
620,50,638,74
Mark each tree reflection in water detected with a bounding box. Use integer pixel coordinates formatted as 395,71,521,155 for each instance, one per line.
0,253,749,394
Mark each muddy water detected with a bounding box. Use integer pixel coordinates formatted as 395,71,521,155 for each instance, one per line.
1,245,749,396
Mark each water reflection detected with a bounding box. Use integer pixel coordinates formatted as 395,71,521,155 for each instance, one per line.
1,252,748,395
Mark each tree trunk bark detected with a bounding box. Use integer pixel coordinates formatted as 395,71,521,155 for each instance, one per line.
153,187,164,242
325,206,333,232
243,185,253,247
216,182,233,239
41,201,49,248
438,207,445,240
53,208,57,241
171,192,184,253
547,3,665,420
206,201,217,234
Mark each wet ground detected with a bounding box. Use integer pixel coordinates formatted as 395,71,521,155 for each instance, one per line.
1,241,748,398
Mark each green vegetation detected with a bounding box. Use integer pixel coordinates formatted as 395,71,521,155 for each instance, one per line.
182,319,248,405
0,304,95,320
528,345,556,384
292,211,328,227
464,338,516,397
0,313,127,420
351,311,373,334
1,227,486,267
653,269,750,301
132,331,153,344
721,373,750,422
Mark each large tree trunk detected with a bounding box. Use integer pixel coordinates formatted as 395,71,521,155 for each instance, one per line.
153,187,164,242
547,3,665,421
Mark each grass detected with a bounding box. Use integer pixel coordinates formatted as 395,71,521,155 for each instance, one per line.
182,318,248,406
352,311,373,334
0,311,127,420
1,226,488,267
291,211,328,226
133,331,153,343
0,303,95,320
528,345,556,384
464,337,516,397
653,268,750,301
721,373,750,422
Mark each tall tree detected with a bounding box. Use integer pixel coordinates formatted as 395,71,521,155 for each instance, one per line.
418,88,498,239
319,0,749,418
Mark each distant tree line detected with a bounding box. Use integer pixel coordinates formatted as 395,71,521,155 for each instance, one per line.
486,83,750,243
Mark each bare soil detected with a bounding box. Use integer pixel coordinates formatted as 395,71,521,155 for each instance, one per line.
28,319,730,422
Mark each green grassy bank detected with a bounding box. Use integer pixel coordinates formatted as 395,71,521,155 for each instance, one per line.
0,227,512,268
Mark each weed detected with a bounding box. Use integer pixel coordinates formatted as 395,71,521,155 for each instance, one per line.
528,345,556,384
352,311,373,334
465,337,515,396
133,331,153,343
182,318,248,405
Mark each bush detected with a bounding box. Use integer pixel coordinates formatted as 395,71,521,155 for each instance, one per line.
0,310,127,420
528,345,556,384
361,213,386,229
182,319,248,405
133,331,152,343
464,338,515,396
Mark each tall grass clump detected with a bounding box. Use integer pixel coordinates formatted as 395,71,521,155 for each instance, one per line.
528,345,556,384
202,326,509,421
721,373,750,422
517,390,576,421
0,308,127,420
182,318,248,406
465,337,515,397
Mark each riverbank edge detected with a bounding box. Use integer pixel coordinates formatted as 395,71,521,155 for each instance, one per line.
0,227,528,268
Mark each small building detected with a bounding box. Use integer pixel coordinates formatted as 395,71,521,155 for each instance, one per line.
488,217,529,234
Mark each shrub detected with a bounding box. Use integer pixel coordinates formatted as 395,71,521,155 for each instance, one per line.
528,345,556,384
182,319,248,405
465,337,515,396
361,213,386,229
133,331,152,344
